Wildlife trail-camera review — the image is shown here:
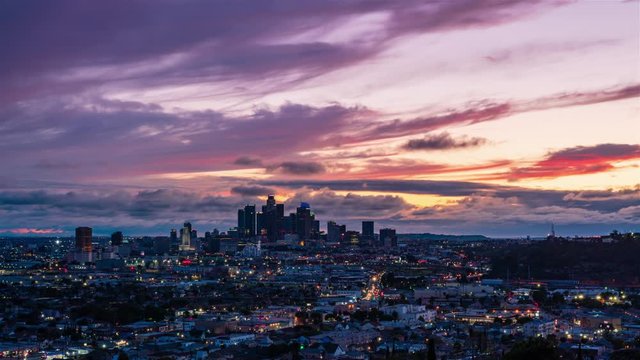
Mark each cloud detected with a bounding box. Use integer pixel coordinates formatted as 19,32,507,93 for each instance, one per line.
403,132,487,150
351,103,512,144
502,143,640,180
409,189,640,235
263,178,640,215
230,185,275,197
0,189,243,232
262,179,502,196
0,101,364,179
233,156,263,167
267,161,326,175
1,83,637,182
521,84,640,111
0,187,412,235
483,39,619,65
0,0,564,105
0,228,64,235
0,182,637,237
348,84,640,146
285,190,413,220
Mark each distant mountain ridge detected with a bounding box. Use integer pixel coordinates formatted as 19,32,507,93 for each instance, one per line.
399,233,490,241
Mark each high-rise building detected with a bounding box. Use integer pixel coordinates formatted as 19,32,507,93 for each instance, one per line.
260,195,285,242
380,228,397,247
205,231,221,253
170,229,178,243
362,221,374,245
284,213,296,234
75,227,92,252
256,212,265,236
276,203,285,238
110,231,123,246
327,221,346,243
312,220,320,240
327,221,341,243
180,222,193,242
266,194,276,208
179,222,193,251
242,205,256,237
295,203,314,240
237,209,245,236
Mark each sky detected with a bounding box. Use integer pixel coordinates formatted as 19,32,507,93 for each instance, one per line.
1,0,639,237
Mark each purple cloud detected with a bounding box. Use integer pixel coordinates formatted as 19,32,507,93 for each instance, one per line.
267,161,327,175
0,0,566,105
403,132,487,150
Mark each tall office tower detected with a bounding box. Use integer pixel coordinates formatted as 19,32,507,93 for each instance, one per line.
276,203,285,239
179,223,193,251
206,235,221,253
261,195,284,242
327,221,340,243
312,220,320,240
362,221,374,245
295,203,314,240
256,212,265,236
266,194,276,208
237,209,245,236
75,227,93,252
338,224,347,242
380,228,398,247
283,213,295,235
243,205,256,237
190,229,197,241
204,231,220,253
170,229,178,243
110,231,124,246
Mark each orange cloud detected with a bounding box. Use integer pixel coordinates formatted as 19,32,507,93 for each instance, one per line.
489,144,640,181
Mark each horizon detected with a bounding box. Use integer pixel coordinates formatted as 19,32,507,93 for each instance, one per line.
1,1,639,237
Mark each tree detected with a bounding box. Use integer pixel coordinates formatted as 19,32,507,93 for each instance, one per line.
427,338,437,360
504,337,559,360
531,289,548,304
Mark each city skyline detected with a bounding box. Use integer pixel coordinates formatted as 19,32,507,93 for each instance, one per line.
1,1,639,237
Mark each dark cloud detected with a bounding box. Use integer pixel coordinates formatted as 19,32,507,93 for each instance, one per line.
267,161,326,175
0,189,238,218
262,179,501,196
263,179,640,215
408,191,640,236
403,132,487,150
233,156,263,167
285,190,412,220
230,185,275,197
0,182,637,237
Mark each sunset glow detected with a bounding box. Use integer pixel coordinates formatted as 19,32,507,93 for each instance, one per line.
1,0,638,236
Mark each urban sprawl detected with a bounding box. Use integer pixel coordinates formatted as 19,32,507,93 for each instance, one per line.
1,195,639,359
